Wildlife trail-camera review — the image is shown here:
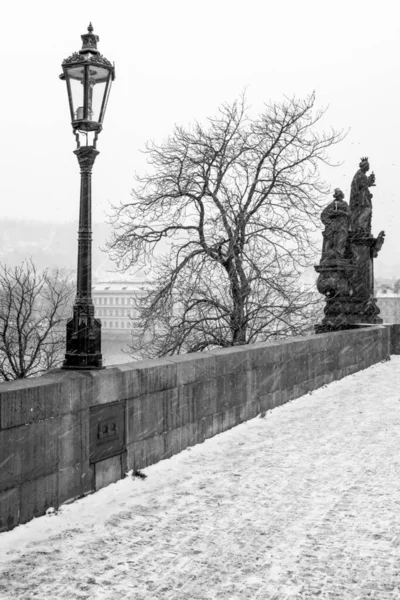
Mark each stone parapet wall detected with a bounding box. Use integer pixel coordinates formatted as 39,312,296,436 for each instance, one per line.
0,326,390,532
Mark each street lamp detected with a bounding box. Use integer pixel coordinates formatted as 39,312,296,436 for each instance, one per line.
60,24,115,369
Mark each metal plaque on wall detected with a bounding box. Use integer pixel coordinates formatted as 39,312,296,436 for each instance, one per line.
89,401,126,463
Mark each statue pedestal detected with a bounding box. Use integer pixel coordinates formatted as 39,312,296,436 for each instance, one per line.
346,232,382,325
315,259,357,333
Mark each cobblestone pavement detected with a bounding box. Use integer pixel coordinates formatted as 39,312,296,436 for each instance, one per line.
1,357,400,599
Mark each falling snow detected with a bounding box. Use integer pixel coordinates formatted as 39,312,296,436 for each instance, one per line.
1,357,400,599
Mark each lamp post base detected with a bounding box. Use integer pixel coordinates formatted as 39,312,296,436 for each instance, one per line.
62,357,104,369
62,304,104,370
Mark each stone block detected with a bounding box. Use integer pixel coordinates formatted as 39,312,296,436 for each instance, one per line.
161,387,181,430
246,341,284,368
344,363,363,377
281,354,309,388
236,400,259,424
293,379,315,399
322,371,335,385
90,368,125,407
162,423,192,459
199,414,215,443
309,351,327,379
110,359,178,399
325,349,340,373
95,454,123,491
0,487,19,533
20,472,58,524
209,346,250,375
179,379,216,422
259,391,282,412
134,359,177,396
127,391,166,443
19,419,59,483
128,435,165,471
0,377,64,429
305,333,328,354
212,412,224,436
286,337,318,357
216,372,248,412
381,326,391,357
254,363,281,397
58,463,94,506
221,407,239,432
59,410,90,469
338,343,356,368
175,384,196,426
166,353,216,385
1,419,59,492
281,386,297,404
0,427,22,492
49,369,93,413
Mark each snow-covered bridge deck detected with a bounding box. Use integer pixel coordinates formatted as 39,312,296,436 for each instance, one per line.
1,357,400,599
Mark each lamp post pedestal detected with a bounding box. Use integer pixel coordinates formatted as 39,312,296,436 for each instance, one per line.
63,146,104,369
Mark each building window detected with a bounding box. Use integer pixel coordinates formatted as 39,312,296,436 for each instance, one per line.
110,322,113,328
104,321,107,327
116,298,120,305
121,298,125,305
122,322,125,328
115,321,118,328
104,298,108,305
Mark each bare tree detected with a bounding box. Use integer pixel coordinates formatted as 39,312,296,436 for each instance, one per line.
0,260,74,380
108,93,343,357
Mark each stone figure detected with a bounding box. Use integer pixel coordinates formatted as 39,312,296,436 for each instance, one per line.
349,157,376,233
372,230,385,258
320,188,350,262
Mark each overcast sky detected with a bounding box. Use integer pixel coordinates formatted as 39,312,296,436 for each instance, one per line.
0,0,399,275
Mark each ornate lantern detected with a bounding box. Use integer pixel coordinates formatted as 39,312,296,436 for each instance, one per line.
60,23,115,147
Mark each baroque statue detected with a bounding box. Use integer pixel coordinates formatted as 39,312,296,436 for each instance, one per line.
314,157,385,333
320,188,350,263
349,156,376,233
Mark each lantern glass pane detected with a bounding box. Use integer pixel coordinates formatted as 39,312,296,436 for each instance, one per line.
65,65,85,121
87,67,110,123
89,80,107,123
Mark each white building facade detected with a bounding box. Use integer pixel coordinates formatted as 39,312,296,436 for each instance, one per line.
92,281,146,331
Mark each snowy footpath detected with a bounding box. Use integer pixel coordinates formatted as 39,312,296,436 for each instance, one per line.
1,357,400,600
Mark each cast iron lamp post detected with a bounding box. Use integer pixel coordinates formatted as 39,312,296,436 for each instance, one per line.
60,24,115,369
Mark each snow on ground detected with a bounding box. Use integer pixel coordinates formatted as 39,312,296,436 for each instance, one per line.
1,357,400,599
